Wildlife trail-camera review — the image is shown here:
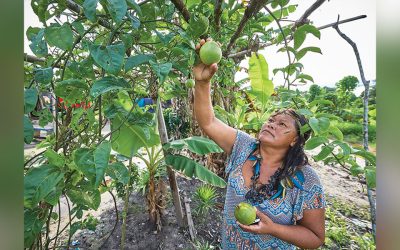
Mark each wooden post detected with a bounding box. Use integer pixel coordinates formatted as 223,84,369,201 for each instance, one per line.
183,192,196,241
155,99,185,227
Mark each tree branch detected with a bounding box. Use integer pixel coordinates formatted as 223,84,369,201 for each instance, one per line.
64,0,112,29
227,14,367,59
224,0,269,56
214,0,223,33
293,0,327,29
170,0,190,23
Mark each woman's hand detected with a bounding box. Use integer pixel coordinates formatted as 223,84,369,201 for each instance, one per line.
193,38,219,85
237,208,276,235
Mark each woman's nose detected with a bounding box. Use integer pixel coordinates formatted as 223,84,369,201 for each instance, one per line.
267,123,274,129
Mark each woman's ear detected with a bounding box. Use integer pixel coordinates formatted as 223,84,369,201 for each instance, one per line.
290,136,298,147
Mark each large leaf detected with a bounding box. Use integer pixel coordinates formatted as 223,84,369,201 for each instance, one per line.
55,79,88,104
125,54,155,72
44,23,74,51
313,145,334,161
293,24,320,50
165,155,226,188
164,136,223,155
328,125,343,141
187,13,209,38
34,67,53,85
66,187,101,210
94,142,112,188
111,112,160,157
83,0,99,22
126,0,142,15
44,149,65,167
149,61,172,85
352,148,376,165
24,115,34,144
90,76,131,98
24,164,64,208
90,43,125,74
106,162,130,185
24,89,38,114
304,136,328,150
29,29,48,57
106,0,127,23
332,140,351,156
248,53,274,107
24,209,46,248
74,148,96,184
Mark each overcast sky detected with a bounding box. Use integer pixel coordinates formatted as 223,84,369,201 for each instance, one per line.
24,0,376,94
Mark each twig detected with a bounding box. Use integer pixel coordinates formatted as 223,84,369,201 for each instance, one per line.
66,194,72,248
53,200,62,249
293,0,327,29
98,190,119,249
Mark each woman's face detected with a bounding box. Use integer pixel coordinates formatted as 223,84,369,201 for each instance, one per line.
258,113,298,149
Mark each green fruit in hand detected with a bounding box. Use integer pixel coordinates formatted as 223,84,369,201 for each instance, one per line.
234,202,257,225
186,79,195,88
199,41,222,65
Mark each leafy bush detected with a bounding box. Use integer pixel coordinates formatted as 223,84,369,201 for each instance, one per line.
335,122,376,142
193,185,219,217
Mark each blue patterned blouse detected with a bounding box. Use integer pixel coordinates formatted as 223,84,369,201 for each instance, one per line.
221,130,326,250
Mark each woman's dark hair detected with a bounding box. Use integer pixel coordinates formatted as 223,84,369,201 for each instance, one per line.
270,108,312,183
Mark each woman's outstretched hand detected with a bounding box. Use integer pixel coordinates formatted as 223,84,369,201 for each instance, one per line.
193,38,219,85
237,208,276,235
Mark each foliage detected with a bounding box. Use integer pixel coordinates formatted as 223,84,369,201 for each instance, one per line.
193,184,219,217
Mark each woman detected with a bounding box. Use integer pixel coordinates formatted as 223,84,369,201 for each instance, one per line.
193,39,326,249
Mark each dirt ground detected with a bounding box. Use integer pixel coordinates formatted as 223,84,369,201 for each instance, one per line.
49,153,375,250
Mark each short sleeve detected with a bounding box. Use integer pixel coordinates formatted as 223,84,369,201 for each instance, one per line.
225,130,256,175
292,165,326,222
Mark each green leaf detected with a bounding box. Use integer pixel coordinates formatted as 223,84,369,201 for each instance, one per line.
24,209,46,248
149,61,172,85
24,116,34,144
66,187,101,210
83,0,99,22
308,117,320,134
293,24,320,50
187,13,209,38
55,79,88,104
332,140,351,156
24,164,64,208
44,23,74,51
32,108,53,127
90,76,131,98
318,117,330,132
44,149,65,167
94,142,112,188
248,53,274,107
309,99,334,107
296,46,322,60
106,0,127,24
128,14,141,29
106,162,129,185
24,89,38,114
126,0,142,16
71,21,85,35
44,182,64,206
297,108,313,116
125,54,156,72
111,112,160,157
314,145,334,161
349,162,364,176
296,73,314,83
34,67,53,85
29,29,48,57
164,137,223,155
90,43,125,74
365,167,376,188
165,155,226,188
74,148,96,183
304,136,328,150
352,149,376,165
328,125,343,140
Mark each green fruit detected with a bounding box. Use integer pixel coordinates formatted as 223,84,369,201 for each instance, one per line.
234,202,257,225
186,79,195,88
199,41,222,65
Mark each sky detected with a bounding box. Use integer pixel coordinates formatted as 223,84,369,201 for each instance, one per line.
24,0,376,95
